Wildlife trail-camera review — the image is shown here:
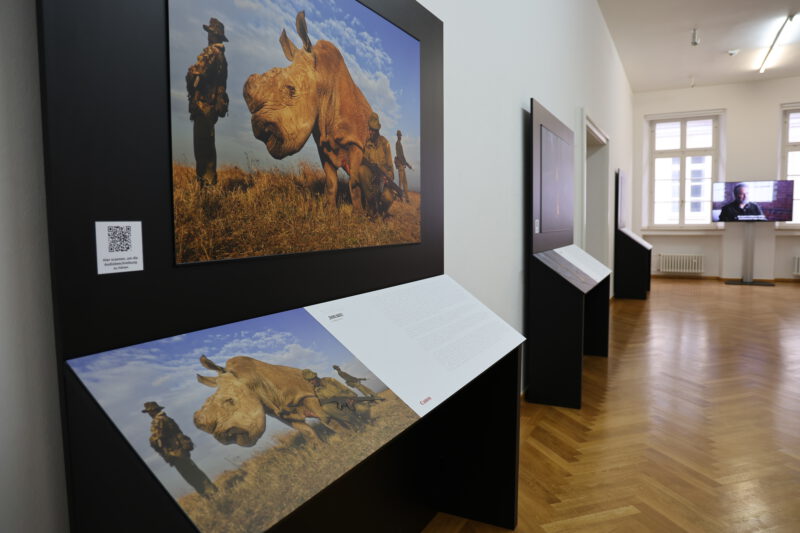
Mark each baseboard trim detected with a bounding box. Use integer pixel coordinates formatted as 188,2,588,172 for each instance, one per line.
651,274,800,283
651,273,717,280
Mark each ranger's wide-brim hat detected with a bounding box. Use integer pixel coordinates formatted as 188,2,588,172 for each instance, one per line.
302,369,318,380
142,401,164,414
368,112,381,130
203,18,229,42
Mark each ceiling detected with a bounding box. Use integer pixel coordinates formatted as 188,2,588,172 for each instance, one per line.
597,0,800,92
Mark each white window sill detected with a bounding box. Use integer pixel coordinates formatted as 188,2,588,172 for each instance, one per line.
641,226,723,236
775,227,800,236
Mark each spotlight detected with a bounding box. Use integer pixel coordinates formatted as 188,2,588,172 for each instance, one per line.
691,28,700,46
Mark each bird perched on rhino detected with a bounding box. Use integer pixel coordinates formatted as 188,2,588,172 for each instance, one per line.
356,112,400,218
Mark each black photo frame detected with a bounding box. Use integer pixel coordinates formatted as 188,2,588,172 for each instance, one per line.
37,0,443,358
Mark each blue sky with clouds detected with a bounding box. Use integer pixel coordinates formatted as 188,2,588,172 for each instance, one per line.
68,308,385,498
168,0,421,190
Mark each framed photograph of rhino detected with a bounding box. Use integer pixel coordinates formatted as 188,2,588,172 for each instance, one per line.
68,307,420,533
168,0,423,263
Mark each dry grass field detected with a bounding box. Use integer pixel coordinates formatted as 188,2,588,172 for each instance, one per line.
172,163,421,263
179,389,419,533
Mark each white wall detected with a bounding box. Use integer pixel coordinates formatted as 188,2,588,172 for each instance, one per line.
634,76,800,280
417,0,633,328
585,141,612,265
0,0,69,530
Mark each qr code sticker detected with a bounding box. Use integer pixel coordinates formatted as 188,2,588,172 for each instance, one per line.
107,225,132,253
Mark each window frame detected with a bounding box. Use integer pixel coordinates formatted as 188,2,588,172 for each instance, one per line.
779,105,800,226
647,114,721,228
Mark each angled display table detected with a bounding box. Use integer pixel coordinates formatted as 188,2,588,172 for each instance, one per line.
614,227,652,299
525,245,611,409
64,276,524,533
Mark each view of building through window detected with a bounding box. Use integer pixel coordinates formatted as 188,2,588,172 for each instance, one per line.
783,109,800,223
650,117,717,226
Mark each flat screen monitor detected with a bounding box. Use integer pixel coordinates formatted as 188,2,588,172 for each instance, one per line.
711,180,794,222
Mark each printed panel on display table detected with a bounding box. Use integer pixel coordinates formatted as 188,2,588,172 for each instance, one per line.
68,275,523,533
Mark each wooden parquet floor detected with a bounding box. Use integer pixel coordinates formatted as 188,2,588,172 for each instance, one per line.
423,278,800,533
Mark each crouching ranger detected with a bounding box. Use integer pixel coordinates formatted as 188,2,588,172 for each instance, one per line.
301,369,372,430
356,113,400,217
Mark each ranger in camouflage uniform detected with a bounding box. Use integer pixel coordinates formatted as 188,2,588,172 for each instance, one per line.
356,113,396,217
332,364,377,398
394,130,412,203
302,370,370,430
186,18,229,187
143,401,217,496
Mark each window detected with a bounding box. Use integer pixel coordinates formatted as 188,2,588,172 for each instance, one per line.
649,116,719,226
781,108,800,224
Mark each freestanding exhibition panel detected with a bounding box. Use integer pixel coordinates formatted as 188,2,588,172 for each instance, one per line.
614,228,652,299
525,248,610,409
613,170,652,299
36,0,521,531
524,99,611,409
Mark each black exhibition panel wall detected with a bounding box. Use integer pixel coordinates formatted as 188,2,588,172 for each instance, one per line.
36,0,467,531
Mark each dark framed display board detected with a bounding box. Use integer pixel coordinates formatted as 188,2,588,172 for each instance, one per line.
529,98,574,254
525,247,610,409
35,0,524,531
37,0,443,357
613,170,652,299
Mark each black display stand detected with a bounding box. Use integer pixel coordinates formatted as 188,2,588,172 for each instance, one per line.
613,170,651,299
524,249,610,409
725,223,774,287
37,0,520,531
524,100,609,409
614,228,652,299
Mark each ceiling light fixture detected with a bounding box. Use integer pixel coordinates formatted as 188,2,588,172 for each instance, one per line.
759,14,795,73
691,28,700,46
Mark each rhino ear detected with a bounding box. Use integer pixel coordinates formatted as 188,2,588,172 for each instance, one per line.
296,11,313,52
280,29,299,61
197,374,218,388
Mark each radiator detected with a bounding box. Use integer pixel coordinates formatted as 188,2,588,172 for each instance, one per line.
794,256,800,276
658,254,704,274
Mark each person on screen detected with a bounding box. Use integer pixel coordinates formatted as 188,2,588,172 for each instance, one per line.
186,18,229,187
143,401,217,496
719,183,765,221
